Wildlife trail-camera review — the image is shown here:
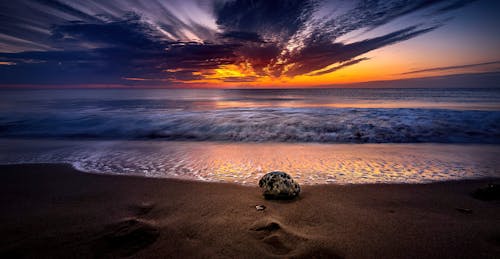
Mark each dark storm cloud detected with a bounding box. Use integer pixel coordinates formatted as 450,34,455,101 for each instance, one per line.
49,13,160,48
162,42,238,70
219,31,265,43
0,0,478,85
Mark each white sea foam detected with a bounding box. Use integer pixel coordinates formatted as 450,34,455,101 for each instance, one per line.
1,108,499,143
1,139,498,185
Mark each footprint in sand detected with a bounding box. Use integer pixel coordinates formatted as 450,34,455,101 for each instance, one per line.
250,218,342,258
250,218,307,255
93,218,159,257
93,202,158,257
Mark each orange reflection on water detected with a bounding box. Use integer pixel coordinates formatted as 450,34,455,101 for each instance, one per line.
169,142,500,185
1,140,498,185
212,100,500,110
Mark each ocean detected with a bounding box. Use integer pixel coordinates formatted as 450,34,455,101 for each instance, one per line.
1,88,499,184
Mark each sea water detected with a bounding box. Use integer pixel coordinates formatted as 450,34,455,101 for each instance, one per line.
1,88,499,184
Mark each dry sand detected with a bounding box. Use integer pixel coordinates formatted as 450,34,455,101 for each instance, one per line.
0,163,499,258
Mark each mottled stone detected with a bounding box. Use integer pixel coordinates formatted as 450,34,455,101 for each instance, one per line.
258,171,300,199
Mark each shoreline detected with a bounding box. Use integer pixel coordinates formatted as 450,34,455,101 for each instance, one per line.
46,162,500,187
1,163,499,258
2,140,499,185
4,161,500,187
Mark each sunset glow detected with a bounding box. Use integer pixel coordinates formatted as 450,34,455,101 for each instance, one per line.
0,0,499,88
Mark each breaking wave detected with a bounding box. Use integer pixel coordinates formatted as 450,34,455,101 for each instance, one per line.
1,108,499,143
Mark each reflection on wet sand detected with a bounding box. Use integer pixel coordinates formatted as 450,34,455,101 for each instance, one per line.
1,140,498,185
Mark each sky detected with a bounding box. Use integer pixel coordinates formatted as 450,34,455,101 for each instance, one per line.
0,0,499,88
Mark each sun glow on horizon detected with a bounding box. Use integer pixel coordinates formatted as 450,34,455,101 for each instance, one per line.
0,0,499,88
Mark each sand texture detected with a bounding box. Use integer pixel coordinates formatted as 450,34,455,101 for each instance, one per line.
0,164,499,258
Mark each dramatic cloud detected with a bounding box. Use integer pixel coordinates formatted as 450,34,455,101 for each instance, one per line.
310,58,369,76
0,0,480,86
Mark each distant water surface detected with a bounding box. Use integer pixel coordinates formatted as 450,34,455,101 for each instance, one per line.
1,88,499,143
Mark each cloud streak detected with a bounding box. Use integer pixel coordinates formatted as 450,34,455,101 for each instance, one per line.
0,0,479,86
402,61,500,75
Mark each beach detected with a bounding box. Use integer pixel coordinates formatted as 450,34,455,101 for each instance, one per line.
1,0,500,257
1,89,499,258
1,163,499,258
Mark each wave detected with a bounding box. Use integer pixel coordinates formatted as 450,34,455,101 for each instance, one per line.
1,108,499,143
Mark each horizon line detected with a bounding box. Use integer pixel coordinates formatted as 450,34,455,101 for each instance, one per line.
1,71,499,89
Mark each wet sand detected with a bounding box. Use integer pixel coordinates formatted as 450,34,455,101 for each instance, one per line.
2,140,499,185
0,163,499,258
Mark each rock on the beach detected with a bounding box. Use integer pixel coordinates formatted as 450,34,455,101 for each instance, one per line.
258,171,300,199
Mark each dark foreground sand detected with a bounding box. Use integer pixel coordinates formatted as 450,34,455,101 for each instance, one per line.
0,164,499,258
